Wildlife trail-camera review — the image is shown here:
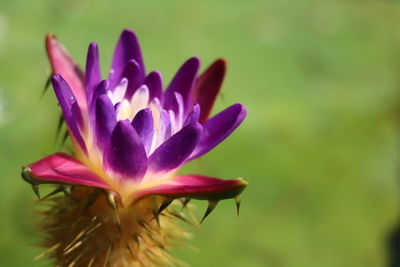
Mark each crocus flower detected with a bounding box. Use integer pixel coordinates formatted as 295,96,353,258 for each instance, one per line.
22,29,247,266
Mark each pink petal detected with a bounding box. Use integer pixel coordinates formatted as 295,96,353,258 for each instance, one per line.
133,174,247,201
46,34,87,111
26,153,111,190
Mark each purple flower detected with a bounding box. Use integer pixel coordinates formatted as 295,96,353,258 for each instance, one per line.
22,29,247,266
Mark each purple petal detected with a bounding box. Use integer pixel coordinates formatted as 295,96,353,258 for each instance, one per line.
122,60,143,99
104,120,147,183
95,95,117,150
71,101,83,130
89,80,109,109
144,71,163,101
89,80,110,128
131,108,154,154
187,104,246,161
192,59,226,122
110,29,145,89
85,43,102,104
26,153,111,190
158,110,171,144
133,174,247,201
173,92,184,121
184,104,200,126
163,57,200,113
51,75,87,153
148,123,202,172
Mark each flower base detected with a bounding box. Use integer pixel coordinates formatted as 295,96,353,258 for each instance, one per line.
35,186,190,267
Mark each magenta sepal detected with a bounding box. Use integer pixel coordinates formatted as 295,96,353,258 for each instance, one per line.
133,175,247,201
25,153,111,190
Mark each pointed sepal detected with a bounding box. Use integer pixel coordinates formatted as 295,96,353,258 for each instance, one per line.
55,113,65,142
32,184,41,200
21,166,41,199
133,175,248,203
41,75,52,98
200,200,218,224
107,191,122,229
42,185,64,200
62,185,72,196
152,209,160,227
84,190,99,211
24,153,112,190
107,191,118,210
157,197,174,214
181,198,191,210
234,195,241,217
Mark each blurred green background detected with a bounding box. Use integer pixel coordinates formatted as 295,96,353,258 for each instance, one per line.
1,0,400,266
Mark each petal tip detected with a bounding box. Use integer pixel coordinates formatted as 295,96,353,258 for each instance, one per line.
188,56,201,67
88,42,99,55
45,33,59,49
235,177,249,187
51,74,65,88
105,120,148,182
122,28,136,35
45,33,56,43
89,42,98,48
213,58,227,69
227,103,247,123
217,57,227,64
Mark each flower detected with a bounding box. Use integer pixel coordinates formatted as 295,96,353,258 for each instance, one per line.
22,29,247,266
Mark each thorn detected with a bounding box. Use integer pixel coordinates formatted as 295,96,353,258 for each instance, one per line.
42,185,63,200
61,130,69,146
21,167,42,199
63,230,85,252
107,192,122,231
34,243,61,260
149,196,160,226
181,198,191,210
126,244,136,259
63,241,82,255
41,75,51,98
157,198,174,214
200,200,218,224
152,209,160,227
32,184,40,199
85,222,102,236
62,185,72,196
115,213,122,232
165,210,193,226
84,191,98,211
21,166,33,183
234,196,241,217
107,192,118,209
103,242,112,266
55,114,65,141
22,167,40,185
138,220,154,233
63,185,77,207
87,257,95,267
133,233,140,244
